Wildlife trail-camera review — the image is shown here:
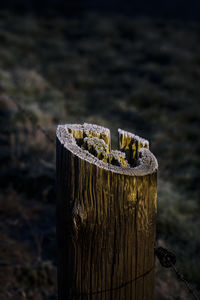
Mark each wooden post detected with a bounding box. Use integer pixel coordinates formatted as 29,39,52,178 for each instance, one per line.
56,123,158,300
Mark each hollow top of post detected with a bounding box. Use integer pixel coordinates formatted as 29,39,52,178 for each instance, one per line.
56,123,158,176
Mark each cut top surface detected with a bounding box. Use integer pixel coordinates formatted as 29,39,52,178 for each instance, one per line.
56,123,158,176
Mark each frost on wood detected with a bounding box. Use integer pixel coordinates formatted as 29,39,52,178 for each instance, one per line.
56,123,158,176
82,137,129,167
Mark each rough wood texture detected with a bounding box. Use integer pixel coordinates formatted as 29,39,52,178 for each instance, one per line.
56,123,158,300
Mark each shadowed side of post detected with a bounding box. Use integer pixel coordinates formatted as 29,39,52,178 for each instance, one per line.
56,123,157,300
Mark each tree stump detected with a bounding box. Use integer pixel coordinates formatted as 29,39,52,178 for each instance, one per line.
56,123,158,300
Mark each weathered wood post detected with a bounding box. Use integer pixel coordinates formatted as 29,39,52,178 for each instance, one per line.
56,123,158,300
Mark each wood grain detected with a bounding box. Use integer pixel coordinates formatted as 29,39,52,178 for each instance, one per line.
56,123,158,300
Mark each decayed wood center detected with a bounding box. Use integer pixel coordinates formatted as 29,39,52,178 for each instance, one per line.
56,123,158,300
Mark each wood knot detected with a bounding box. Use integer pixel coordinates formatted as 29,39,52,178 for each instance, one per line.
72,200,86,232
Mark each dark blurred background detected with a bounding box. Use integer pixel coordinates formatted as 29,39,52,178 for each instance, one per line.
1,0,200,20
0,1,200,299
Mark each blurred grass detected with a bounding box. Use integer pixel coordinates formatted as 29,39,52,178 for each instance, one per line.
0,10,200,299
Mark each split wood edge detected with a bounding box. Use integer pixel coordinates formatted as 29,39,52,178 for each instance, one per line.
56,123,158,176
